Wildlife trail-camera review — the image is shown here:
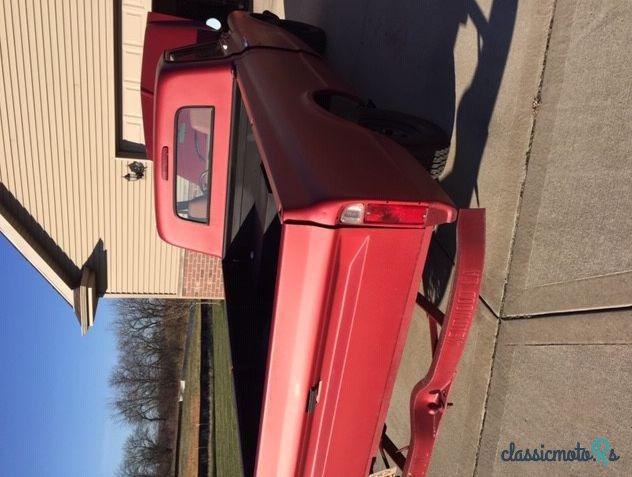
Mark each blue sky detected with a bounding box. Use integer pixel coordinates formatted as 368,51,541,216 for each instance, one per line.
0,233,129,476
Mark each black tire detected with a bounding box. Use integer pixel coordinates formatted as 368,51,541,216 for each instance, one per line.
355,108,450,179
252,11,327,54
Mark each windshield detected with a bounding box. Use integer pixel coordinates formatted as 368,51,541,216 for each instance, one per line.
174,107,214,223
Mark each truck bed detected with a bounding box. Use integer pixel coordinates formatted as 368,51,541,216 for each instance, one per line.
222,95,280,475
222,67,441,477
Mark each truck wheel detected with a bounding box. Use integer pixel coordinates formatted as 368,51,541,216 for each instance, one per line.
252,11,327,54
355,108,450,179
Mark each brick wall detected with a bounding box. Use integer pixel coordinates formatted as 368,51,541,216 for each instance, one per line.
181,250,225,299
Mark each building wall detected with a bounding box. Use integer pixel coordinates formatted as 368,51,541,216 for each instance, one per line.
182,252,225,298
120,0,151,148
0,0,224,303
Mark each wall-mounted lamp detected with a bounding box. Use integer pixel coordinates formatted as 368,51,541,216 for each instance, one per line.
123,161,146,182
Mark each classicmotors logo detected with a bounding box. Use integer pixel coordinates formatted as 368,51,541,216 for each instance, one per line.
500,438,620,468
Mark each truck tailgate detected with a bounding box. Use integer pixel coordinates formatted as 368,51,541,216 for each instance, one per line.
256,223,432,476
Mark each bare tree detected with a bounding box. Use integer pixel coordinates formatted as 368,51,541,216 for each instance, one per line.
117,424,171,477
110,299,190,474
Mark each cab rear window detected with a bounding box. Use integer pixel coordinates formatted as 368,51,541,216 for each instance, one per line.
175,107,214,223
165,41,225,62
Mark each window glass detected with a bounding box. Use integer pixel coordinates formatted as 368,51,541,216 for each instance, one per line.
175,107,214,223
166,40,226,62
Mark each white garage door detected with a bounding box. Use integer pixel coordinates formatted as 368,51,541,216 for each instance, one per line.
121,0,152,146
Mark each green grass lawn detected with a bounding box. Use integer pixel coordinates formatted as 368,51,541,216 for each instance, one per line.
175,302,243,477
177,305,202,477
209,302,243,476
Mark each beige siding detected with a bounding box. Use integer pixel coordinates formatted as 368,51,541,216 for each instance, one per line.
121,0,152,145
0,0,182,296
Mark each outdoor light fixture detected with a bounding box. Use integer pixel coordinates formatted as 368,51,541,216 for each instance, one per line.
123,161,146,182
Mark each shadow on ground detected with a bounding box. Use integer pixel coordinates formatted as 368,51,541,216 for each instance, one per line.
285,0,517,304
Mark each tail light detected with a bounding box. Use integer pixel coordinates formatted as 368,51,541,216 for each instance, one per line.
340,203,428,226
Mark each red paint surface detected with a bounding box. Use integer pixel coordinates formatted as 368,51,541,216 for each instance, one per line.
254,224,435,476
234,48,455,226
142,11,486,477
153,62,233,256
141,12,220,160
404,209,485,477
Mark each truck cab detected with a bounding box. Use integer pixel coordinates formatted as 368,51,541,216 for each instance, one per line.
142,10,484,477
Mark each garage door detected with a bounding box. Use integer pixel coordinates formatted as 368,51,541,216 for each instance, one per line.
121,0,152,147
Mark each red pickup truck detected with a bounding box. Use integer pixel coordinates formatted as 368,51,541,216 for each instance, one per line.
141,10,485,477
